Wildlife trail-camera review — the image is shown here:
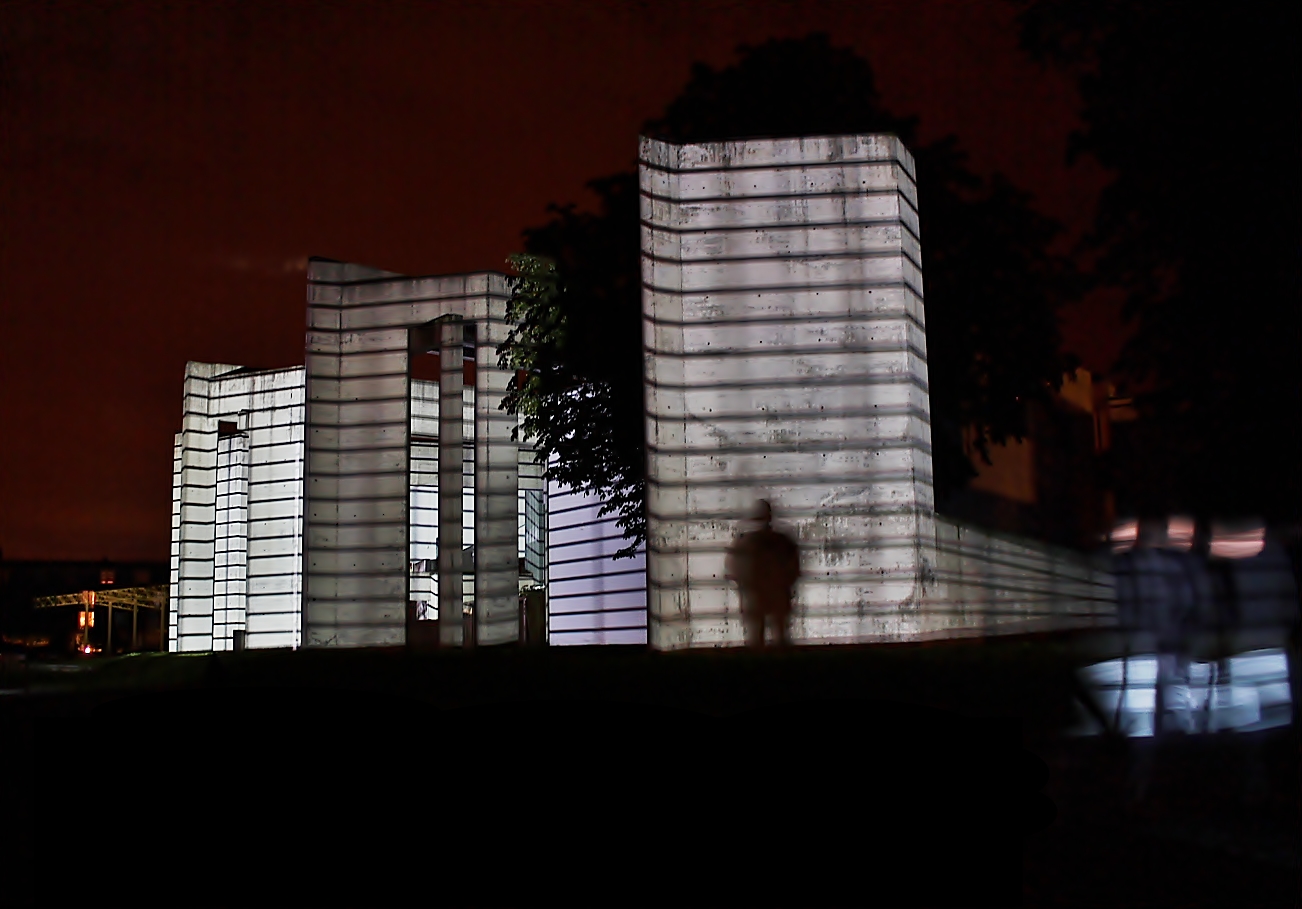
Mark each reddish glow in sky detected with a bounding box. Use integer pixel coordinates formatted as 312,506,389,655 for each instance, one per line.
0,0,1117,560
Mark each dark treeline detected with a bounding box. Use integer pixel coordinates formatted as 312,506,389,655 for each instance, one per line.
500,33,1078,555
1018,1,1301,526
500,9,1300,555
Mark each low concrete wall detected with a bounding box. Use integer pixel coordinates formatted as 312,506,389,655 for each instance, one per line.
916,517,1117,640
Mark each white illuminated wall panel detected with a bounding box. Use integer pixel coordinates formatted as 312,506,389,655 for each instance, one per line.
168,437,182,651
519,446,547,586
168,345,543,653
173,363,231,652
409,431,439,620
213,433,250,649
170,364,307,652
546,480,648,645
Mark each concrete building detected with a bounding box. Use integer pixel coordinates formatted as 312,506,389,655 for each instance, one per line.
170,271,645,653
640,134,1115,648
170,133,1116,654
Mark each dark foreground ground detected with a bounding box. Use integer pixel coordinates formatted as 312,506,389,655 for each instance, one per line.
1,633,1297,908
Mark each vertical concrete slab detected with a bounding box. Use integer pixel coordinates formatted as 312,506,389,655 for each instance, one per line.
169,366,309,652
168,435,182,652
438,319,465,646
173,361,240,652
242,369,306,650
470,295,520,646
304,260,410,647
213,432,250,651
640,135,934,649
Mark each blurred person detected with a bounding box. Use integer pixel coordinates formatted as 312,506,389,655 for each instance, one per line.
1212,518,1297,653
1111,516,1198,804
1202,518,1292,693
1205,517,1298,804
725,500,801,649
1186,518,1228,732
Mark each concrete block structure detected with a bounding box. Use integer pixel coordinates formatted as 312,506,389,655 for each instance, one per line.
169,264,551,652
171,363,308,651
641,135,936,647
169,134,1115,655
640,134,1113,649
167,263,646,654
302,263,523,647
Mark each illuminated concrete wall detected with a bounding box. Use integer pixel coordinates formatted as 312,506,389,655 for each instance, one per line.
213,432,250,650
304,262,518,647
168,437,182,648
641,135,938,648
923,518,1115,637
640,135,1114,649
168,354,542,652
171,364,307,652
546,480,648,645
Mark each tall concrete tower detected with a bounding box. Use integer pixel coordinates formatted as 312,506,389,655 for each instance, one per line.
640,134,937,648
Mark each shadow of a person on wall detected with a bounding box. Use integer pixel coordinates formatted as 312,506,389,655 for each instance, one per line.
725,499,801,649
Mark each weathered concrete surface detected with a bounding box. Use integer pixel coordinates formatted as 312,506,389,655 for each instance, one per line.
640,135,1115,649
304,261,518,648
641,135,935,648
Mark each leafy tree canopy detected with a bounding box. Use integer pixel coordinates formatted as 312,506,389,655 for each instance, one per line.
1017,2,1301,523
500,33,1081,556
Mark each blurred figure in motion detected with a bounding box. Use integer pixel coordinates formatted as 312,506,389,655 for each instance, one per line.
725,500,801,648
1209,517,1298,655
1204,517,1299,804
1111,516,1198,803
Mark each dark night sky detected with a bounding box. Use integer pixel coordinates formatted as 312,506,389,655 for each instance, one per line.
0,0,1119,561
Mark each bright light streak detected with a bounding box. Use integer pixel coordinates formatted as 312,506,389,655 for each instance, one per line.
1110,519,1138,554
1210,526,1265,559
1166,516,1195,551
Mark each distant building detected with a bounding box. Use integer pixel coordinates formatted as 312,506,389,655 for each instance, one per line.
941,368,1134,551
0,559,169,653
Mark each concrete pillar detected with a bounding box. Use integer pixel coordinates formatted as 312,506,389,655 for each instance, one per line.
173,362,240,653
640,135,935,648
473,305,522,646
438,318,465,647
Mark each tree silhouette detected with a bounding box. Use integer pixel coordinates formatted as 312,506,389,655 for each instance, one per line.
501,33,1080,555
1017,2,1301,523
